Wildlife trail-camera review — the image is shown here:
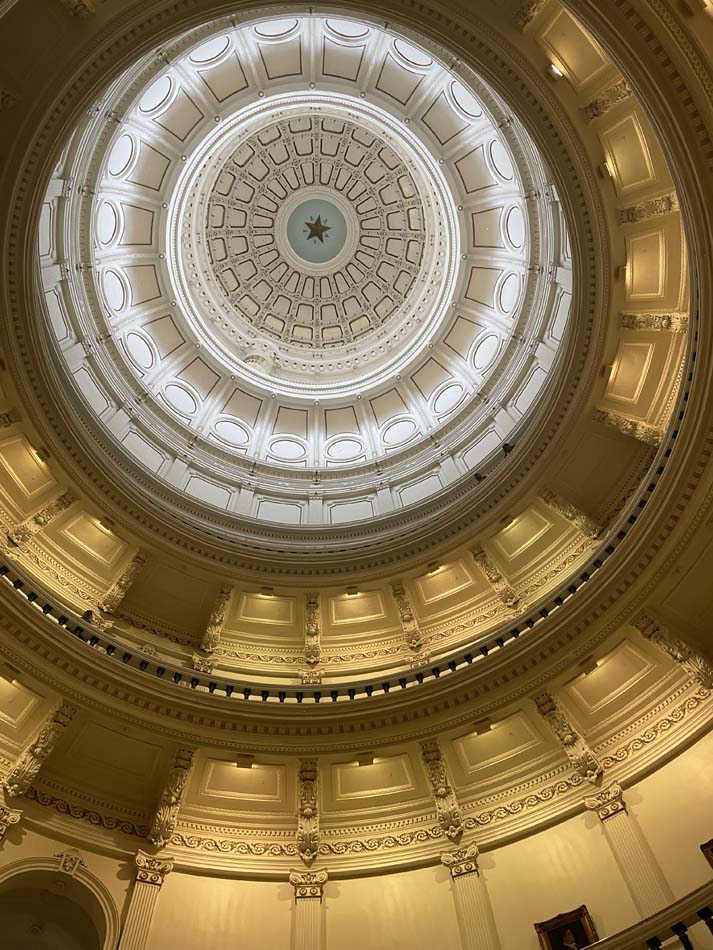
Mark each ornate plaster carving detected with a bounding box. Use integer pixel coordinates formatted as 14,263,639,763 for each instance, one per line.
441,843,480,878
58,0,95,16
584,782,626,822
419,739,463,841
542,489,600,538
55,847,86,875
304,594,321,666
135,849,173,887
4,700,77,797
584,80,633,120
200,585,232,654
0,804,22,841
470,546,519,609
631,612,713,688
148,748,194,849
299,669,322,685
289,868,328,901
297,759,320,864
620,311,688,332
0,89,19,111
98,550,147,613
593,408,664,446
534,690,603,784
7,491,75,547
617,192,679,224
514,0,547,30
391,582,423,651
24,786,149,836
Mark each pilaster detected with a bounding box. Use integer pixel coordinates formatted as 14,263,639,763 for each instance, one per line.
441,844,500,950
584,783,672,917
0,804,22,845
118,851,173,950
289,869,328,950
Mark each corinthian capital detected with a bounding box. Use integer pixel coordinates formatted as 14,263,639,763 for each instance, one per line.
4,700,77,797
441,843,480,878
135,849,174,887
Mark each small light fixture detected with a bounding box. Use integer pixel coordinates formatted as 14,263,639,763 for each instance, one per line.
473,718,492,735
34,446,50,463
548,62,564,79
235,754,255,769
615,264,628,281
260,586,274,597
346,586,358,597
597,161,614,179
99,517,114,532
427,561,440,574
356,752,375,766
579,655,598,675
0,661,20,685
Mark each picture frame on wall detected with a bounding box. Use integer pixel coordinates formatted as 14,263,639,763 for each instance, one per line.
701,838,713,870
534,905,599,949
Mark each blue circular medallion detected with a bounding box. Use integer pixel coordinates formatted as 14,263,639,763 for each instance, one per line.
286,198,348,265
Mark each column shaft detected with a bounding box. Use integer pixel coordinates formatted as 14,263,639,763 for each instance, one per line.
602,811,672,917
118,883,159,950
452,871,500,950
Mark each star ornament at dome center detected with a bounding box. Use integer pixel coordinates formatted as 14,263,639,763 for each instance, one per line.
304,215,331,243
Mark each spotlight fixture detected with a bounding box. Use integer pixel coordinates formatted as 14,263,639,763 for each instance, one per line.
356,752,376,766
473,718,492,735
578,655,598,676
235,754,256,769
547,62,564,79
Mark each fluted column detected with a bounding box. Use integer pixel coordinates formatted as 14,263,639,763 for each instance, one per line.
289,869,328,950
98,549,147,613
441,845,500,950
391,581,423,652
297,759,320,864
470,546,519,609
533,690,603,783
541,490,600,538
200,584,232,653
148,748,194,848
593,408,664,446
631,611,713,687
420,739,463,841
584,783,672,917
4,700,77,797
0,804,22,846
6,490,75,547
118,851,173,950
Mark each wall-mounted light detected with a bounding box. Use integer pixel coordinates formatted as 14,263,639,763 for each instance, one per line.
547,62,564,79
427,561,440,574
260,587,274,597
473,718,492,735
346,587,358,597
597,161,614,179
356,752,375,766
0,661,20,685
578,655,599,676
99,516,115,532
33,446,50,463
236,754,256,769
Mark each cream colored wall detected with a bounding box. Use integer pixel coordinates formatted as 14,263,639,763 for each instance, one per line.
630,728,713,898
326,865,461,950
148,873,292,950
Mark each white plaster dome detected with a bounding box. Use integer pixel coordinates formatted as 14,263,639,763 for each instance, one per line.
42,13,570,530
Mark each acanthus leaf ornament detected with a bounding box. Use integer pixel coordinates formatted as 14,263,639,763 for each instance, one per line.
470,545,519,609
534,690,603,784
584,783,626,822
135,849,174,887
0,805,22,842
289,867,328,901
4,700,77,798
631,611,713,688
420,739,463,841
304,594,321,666
201,585,232,654
297,759,320,864
148,748,195,849
391,581,423,651
440,842,480,878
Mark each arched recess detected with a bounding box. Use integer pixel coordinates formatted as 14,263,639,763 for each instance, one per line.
0,856,120,950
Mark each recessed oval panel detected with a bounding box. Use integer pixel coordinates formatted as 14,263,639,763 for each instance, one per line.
382,418,417,446
214,419,250,446
255,17,298,37
499,273,520,314
126,332,154,370
327,438,363,461
139,75,173,112
451,81,482,118
165,384,197,415
107,134,134,176
189,35,231,63
505,206,526,249
473,334,499,370
433,383,465,415
97,202,118,245
102,270,126,311
270,438,306,461
490,140,514,181
326,18,370,38
394,39,432,67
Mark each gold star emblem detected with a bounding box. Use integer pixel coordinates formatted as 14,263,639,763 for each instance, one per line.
304,215,331,244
